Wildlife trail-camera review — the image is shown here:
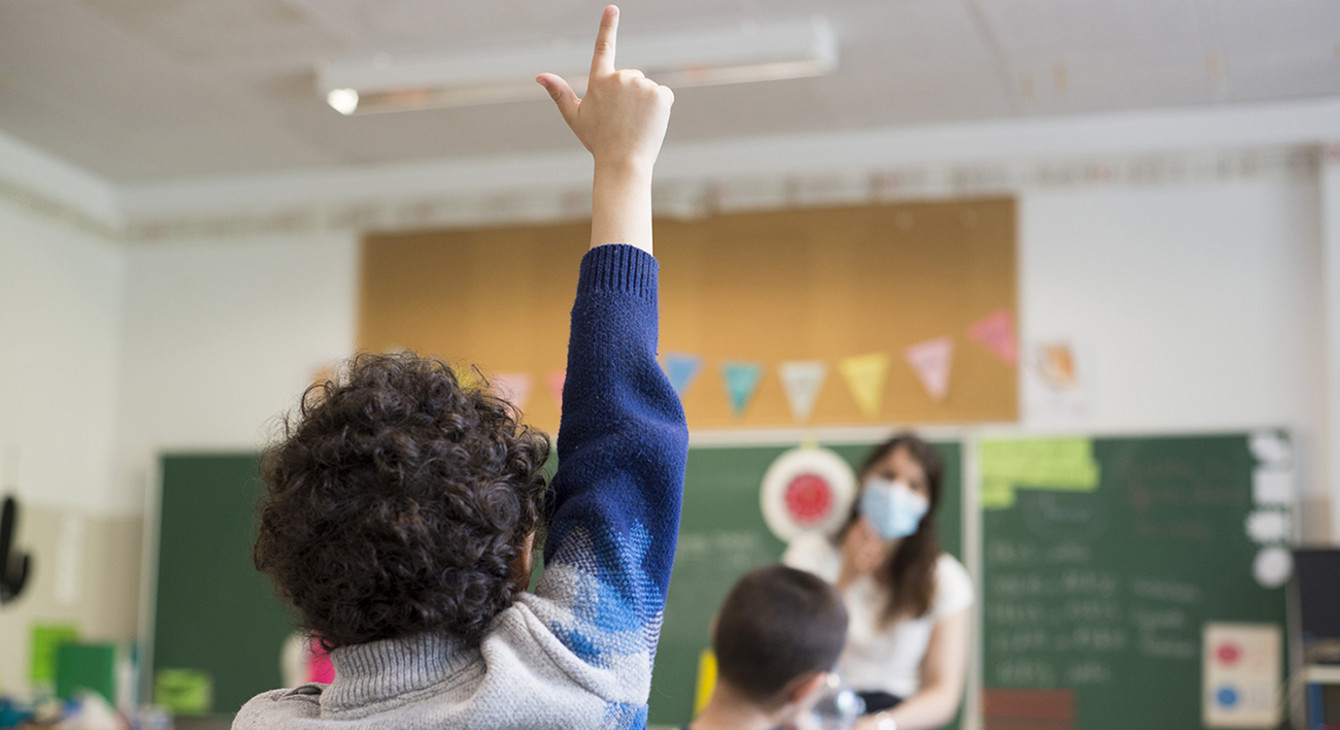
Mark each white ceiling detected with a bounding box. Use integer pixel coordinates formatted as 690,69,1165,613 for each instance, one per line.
1,0,1338,185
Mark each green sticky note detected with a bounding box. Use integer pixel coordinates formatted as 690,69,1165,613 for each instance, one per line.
55,643,118,705
980,438,1101,510
30,623,80,685
155,668,213,715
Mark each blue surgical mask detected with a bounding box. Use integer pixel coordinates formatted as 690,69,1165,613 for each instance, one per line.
859,477,930,540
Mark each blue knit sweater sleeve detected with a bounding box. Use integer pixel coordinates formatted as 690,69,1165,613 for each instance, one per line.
534,244,688,689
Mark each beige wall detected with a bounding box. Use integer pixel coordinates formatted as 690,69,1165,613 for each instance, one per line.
0,504,141,697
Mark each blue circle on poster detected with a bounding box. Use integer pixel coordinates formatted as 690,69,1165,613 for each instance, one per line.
1216,686,1239,708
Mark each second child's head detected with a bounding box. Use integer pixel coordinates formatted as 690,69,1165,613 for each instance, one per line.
713,564,849,718
253,352,551,650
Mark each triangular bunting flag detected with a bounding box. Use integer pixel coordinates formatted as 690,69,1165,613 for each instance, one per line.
720,361,764,417
451,363,484,392
840,353,890,418
779,361,827,422
905,337,954,401
489,372,533,410
969,309,1018,366
662,353,703,398
545,370,566,410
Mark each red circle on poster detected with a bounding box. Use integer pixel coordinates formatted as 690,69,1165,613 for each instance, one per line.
784,473,833,525
1217,643,1242,665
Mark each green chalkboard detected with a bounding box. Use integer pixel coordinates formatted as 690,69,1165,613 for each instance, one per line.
153,454,294,716
979,433,1290,729
648,440,964,728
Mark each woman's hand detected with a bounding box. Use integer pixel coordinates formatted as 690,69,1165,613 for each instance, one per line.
537,5,674,174
839,518,887,586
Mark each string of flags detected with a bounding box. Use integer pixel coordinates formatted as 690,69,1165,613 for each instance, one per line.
477,309,1015,420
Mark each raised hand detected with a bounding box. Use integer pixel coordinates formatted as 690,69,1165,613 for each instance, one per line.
537,5,674,174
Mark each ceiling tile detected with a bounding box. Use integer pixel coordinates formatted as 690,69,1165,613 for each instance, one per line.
1202,0,1340,55
79,0,351,62
1222,48,1340,102
973,0,1204,65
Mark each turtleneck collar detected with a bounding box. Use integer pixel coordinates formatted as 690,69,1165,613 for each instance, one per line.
321,631,482,713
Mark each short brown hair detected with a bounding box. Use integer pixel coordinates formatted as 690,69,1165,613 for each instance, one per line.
713,564,848,704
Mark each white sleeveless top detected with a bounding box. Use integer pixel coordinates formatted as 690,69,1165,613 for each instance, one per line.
782,532,974,699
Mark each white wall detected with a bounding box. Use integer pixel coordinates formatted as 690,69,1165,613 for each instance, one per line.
0,194,133,696
0,196,125,513
113,232,359,515
1020,178,1329,536
103,173,1332,536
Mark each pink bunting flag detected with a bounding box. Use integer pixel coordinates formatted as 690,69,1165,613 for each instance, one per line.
545,370,566,409
904,337,954,401
969,309,1018,366
489,372,533,410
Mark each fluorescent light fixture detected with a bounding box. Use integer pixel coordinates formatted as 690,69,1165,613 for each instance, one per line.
316,17,837,115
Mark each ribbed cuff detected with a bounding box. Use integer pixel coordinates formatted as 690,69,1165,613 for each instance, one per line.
577,244,658,294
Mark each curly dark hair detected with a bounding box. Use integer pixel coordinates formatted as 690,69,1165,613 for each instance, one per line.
254,352,551,649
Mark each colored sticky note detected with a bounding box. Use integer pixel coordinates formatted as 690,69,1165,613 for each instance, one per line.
720,361,764,416
979,438,1101,510
155,668,214,715
839,353,890,417
55,643,117,705
30,623,80,685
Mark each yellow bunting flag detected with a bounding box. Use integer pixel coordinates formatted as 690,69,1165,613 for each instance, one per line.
840,353,890,417
450,363,484,392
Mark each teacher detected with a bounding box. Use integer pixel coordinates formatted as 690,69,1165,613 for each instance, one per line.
784,434,972,730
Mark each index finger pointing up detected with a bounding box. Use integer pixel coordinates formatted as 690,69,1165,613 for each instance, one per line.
590,5,619,78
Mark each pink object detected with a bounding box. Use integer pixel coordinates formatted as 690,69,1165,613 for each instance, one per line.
969,309,1018,366
546,370,567,409
490,372,534,410
905,336,955,401
306,640,335,684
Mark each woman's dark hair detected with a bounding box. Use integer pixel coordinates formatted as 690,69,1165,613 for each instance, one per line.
714,564,848,705
254,352,550,650
839,433,943,625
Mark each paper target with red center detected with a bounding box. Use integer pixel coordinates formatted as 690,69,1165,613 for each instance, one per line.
760,447,857,542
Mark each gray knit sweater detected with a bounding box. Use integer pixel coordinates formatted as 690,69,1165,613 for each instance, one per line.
231,245,689,729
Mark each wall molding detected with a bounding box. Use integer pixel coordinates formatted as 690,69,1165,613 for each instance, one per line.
2,96,1338,244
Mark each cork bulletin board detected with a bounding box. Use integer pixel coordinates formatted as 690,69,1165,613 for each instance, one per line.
358,198,1017,432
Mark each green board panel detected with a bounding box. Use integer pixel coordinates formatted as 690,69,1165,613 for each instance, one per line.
648,440,964,728
980,433,1290,729
153,454,295,716
152,443,965,725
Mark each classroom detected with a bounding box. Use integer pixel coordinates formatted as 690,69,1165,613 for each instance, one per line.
1,1,1339,728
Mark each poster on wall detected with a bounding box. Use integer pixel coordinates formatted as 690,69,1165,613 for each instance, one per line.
1022,339,1092,423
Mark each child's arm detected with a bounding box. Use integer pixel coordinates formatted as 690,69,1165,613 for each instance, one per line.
522,4,687,713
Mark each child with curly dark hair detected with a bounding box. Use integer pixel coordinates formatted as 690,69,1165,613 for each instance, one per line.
233,6,687,728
